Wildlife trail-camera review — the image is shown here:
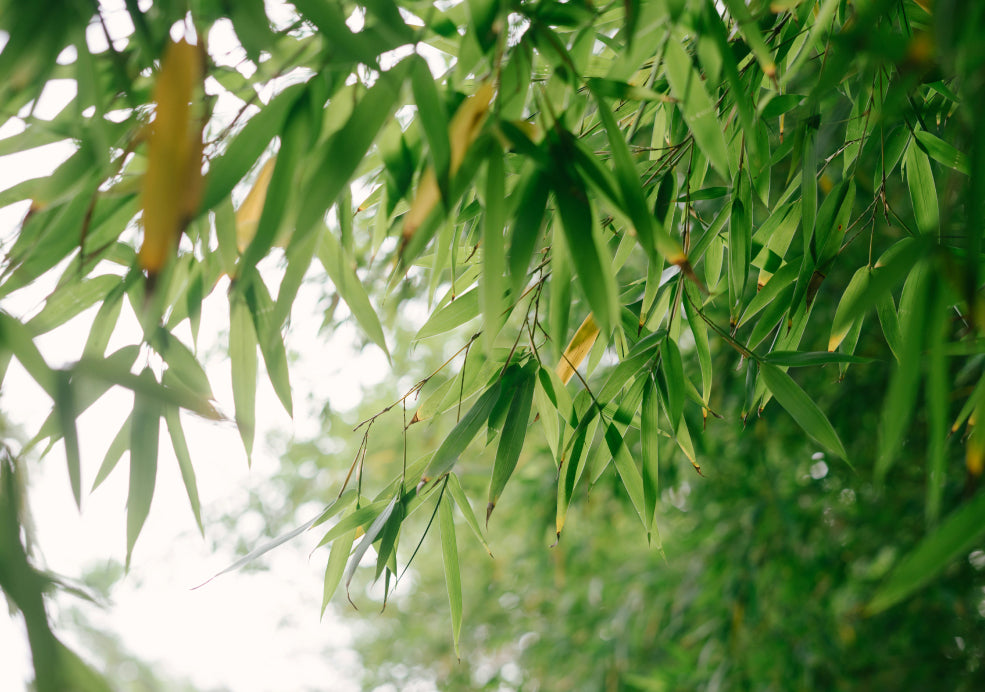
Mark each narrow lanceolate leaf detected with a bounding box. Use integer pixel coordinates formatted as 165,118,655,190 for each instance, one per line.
913,129,969,175
318,228,390,359
344,496,398,596
905,139,939,235
828,266,870,352
127,369,162,569
868,489,985,615
728,184,751,311
139,39,204,274
414,288,481,341
447,472,492,555
556,313,599,385
481,144,507,354
487,364,536,524
423,380,503,481
91,414,131,491
229,291,258,459
552,174,618,337
507,171,550,298
439,494,463,658
605,422,647,531
876,268,930,481
760,363,848,461
641,375,660,539
663,38,730,177
27,274,121,336
240,273,293,416
55,371,81,509
321,528,356,617
593,94,656,263
660,338,685,430
163,405,203,535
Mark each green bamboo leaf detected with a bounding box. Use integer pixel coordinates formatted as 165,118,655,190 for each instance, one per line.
556,394,600,538
153,327,213,400
641,374,661,535
374,497,405,581
905,138,939,235
760,363,848,461
593,93,656,262
0,311,57,397
54,371,81,510
321,528,356,617
446,472,492,555
410,56,451,196
487,364,536,523
660,338,684,429
508,169,550,299
481,144,507,354
26,274,120,336
240,272,293,416
415,288,480,341
82,278,127,358
913,129,969,175
317,227,390,359
423,379,503,481
728,182,752,314
876,268,930,481
663,38,730,177
344,496,398,595
91,414,131,492
604,421,647,531
127,368,161,569
229,291,258,459
868,489,985,615
828,266,870,352
163,404,203,535
439,493,463,658
875,292,903,363
739,261,800,328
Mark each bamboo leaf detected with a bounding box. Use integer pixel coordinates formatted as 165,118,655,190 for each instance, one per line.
481,144,507,353
229,290,258,459
556,313,599,385
487,364,536,523
905,138,939,235
663,38,730,177
414,288,480,341
321,529,356,617
127,369,161,569
446,472,492,555
641,374,660,538
760,363,848,461
318,227,390,359
344,496,398,595
439,493,463,658
163,404,203,535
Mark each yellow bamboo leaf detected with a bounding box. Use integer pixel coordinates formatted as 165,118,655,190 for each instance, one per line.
402,82,495,242
968,405,984,477
556,314,599,385
139,38,204,274
235,158,277,252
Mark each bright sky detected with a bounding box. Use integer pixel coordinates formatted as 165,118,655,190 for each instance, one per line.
0,1,408,690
